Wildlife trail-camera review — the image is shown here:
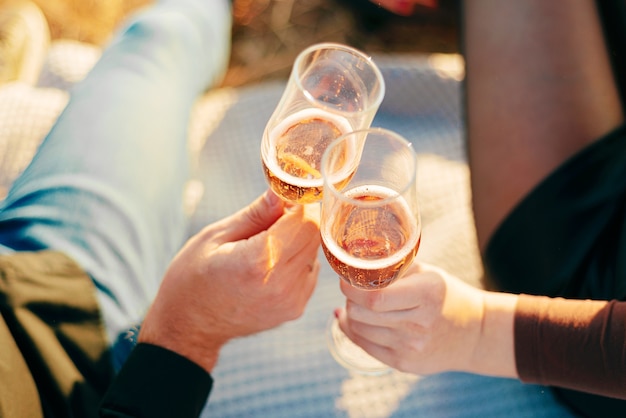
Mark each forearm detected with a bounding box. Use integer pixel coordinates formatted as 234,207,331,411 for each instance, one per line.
100,344,213,418
471,291,626,399
515,295,626,399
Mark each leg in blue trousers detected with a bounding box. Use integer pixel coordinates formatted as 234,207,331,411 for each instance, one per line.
0,0,232,368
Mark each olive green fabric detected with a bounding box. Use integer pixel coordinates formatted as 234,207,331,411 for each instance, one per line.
0,251,114,418
0,313,42,418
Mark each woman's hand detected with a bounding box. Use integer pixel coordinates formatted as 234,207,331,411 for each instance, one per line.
336,261,517,377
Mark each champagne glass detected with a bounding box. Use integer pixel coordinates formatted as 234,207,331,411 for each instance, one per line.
261,43,385,204
320,128,421,375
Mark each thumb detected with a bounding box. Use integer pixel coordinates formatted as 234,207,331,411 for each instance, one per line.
214,189,285,243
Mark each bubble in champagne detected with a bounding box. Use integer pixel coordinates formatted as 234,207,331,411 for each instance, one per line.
341,198,407,259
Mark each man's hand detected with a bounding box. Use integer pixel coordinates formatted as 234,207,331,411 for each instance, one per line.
139,190,321,373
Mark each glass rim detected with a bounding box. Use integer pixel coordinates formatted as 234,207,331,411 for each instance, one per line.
321,127,417,207
293,42,386,117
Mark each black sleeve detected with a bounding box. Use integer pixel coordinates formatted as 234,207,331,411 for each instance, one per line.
596,0,626,107
99,343,213,418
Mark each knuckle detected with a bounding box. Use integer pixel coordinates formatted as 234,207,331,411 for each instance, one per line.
363,291,385,311
244,257,266,279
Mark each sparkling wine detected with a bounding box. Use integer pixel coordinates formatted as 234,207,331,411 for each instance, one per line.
262,109,353,204
321,185,420,289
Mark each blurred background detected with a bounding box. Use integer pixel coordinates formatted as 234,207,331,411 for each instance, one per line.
2,0,459,86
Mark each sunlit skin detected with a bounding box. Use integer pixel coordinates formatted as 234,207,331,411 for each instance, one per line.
139,190,321,373
336,262,517,377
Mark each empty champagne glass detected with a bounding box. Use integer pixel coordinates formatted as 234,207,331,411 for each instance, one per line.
261,43,385,204
321,127,421,374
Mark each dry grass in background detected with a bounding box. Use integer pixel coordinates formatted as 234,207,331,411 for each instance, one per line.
1,0,458,86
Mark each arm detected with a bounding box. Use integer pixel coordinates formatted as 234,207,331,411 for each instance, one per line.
337,262,626,399
515,295,626,399
99,344,213,418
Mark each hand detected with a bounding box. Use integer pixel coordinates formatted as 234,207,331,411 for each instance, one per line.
139,189,321,372
336,262,490,375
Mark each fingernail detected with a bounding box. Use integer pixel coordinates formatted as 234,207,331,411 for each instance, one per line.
334,308,341,319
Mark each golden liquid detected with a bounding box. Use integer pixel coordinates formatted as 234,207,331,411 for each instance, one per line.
262,114,350,204
262,160,324,204
321,190,420,289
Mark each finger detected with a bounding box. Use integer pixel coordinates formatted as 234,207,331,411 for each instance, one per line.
345,299,401,327
339,274,420,313
265,255,320,323
265,203,321,264
226,206,320,291
278,253,319,295
292,258,320,317
336,308,396,364
284,223,321,267
341,308,393,345
339,261,443,312
210,189,285,244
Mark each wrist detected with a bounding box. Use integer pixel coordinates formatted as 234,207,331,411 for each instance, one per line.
470,291,518,378
137,314,224,374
